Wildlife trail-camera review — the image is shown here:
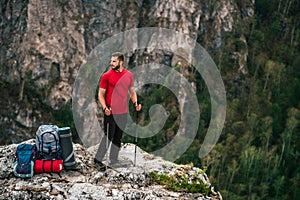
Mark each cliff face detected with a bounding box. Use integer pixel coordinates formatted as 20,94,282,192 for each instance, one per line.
0,140,222,199
0,0,254,143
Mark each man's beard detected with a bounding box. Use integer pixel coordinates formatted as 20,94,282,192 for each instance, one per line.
112,65,120,71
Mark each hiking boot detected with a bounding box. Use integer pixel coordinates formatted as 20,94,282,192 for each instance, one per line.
94,158,106,171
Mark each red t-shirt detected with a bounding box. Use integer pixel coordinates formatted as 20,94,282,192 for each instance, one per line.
99,69,134,114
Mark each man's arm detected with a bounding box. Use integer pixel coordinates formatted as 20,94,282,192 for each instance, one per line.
129,86,137,105
129,86,141,111
98,88,111,115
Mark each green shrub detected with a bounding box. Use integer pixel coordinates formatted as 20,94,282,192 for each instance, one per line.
149,171,211,195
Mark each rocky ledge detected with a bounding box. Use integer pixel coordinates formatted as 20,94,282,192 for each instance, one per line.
0,140,222,200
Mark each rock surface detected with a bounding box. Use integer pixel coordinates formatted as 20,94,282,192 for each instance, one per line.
0,140,222,200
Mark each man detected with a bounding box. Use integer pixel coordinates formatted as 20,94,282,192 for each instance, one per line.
94,52,141,171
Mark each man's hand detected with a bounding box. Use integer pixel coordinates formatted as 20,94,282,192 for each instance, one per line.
104,107,111,116
135,104,142,112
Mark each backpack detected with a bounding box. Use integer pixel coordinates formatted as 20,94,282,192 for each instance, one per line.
35,125,62,160
13,143,36,178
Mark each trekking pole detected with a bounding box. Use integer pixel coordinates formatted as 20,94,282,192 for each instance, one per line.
134,111,138,167
106,121,109,171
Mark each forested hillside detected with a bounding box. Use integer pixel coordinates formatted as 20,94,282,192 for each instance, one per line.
124,1,300,199
206,1,300,199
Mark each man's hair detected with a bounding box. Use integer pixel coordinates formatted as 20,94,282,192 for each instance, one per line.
112,52,124,62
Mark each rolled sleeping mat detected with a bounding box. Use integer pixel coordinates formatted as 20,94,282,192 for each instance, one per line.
59,127,76,170
34,160,64,174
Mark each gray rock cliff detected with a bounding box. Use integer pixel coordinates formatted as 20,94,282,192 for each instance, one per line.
0,0,254,143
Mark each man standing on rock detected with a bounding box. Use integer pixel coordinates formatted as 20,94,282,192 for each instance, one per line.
94,52,142,171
